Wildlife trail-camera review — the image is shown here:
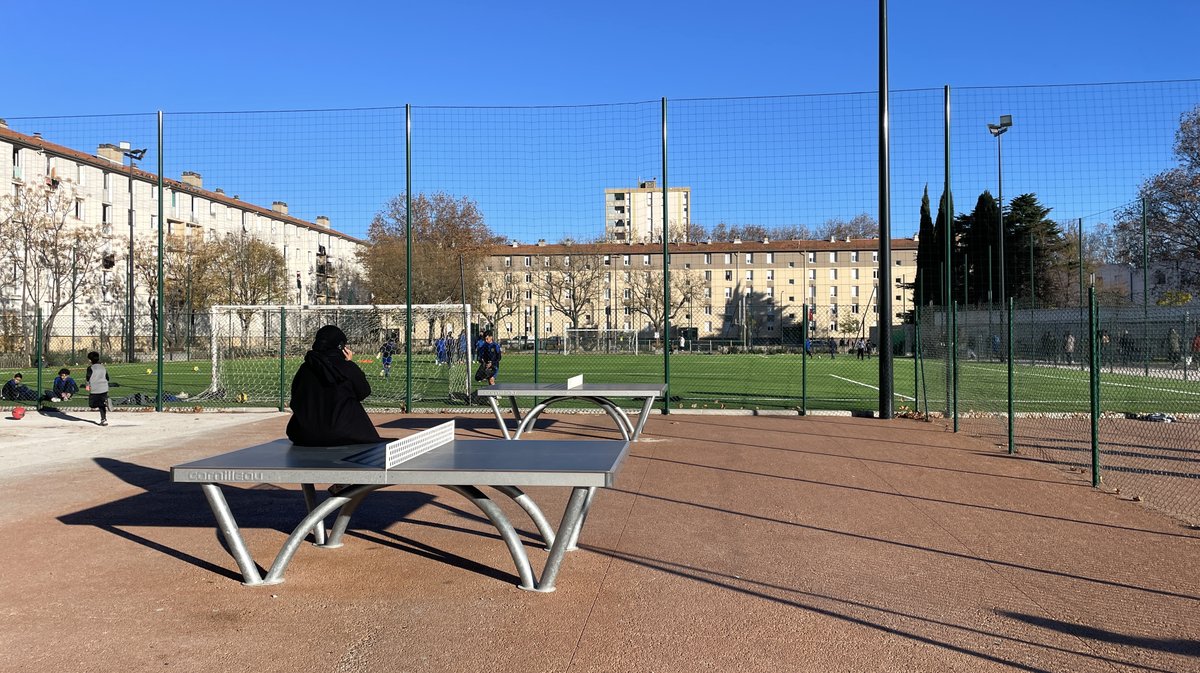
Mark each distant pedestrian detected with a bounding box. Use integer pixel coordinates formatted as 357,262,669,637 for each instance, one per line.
856,339,865,360
85,351,110,426
51,368,79,402
378,334,397,378
476,331,502,386
1169,328,1182,366
1064,332,1076,366
828,338,836,360
991,334,1002,361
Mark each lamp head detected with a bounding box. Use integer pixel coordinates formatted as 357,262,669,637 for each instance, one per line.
987,124,1008,138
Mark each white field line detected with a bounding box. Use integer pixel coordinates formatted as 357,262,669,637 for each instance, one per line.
964,364,1200,398
830,374,916,401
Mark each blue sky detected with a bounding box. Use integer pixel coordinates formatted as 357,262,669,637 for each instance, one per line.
6,1,1200,241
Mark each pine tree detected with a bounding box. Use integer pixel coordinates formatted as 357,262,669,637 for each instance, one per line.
914,185,940,307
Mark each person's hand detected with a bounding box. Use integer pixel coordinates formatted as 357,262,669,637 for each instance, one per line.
342,346,353,361
85,385,91,392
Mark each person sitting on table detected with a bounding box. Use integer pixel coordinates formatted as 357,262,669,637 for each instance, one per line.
286,325,384,447
2,373,38,401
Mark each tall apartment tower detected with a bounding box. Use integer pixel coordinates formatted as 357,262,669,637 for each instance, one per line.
604,179,691,243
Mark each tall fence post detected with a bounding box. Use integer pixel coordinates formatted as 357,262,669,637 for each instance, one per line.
155,110,165,412
404,104,413,412
1089,286,1101,487
801,303,808,415
1142,197,1149,377
279,306,287,412
952,300,958,432
1007,297,1015,454
36,307,44,410
661,96,671,415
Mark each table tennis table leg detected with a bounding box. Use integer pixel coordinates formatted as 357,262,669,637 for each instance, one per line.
631,395,657,441
261,487,367,585
508,395,523,422
491,485,555,549
300,483,327,546
587,397,633,441
533,486,591,592
564,487,596,551
485,396,512,440
200,483,264,585
445,485,536,590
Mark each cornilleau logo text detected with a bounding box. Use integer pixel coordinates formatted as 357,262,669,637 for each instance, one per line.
188,470,265,481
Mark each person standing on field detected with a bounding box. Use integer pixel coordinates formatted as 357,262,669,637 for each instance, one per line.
85,351,110,426
1064,332,1076,366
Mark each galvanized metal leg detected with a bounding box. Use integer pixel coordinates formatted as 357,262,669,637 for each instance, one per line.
631,395,658,441
513,398,556,439
485,396,512,440
444,485,536,590
322,486,384,548
565,486,597,551
491,485,555,549
260,486,374,585
533,487,591,593
507,395,522,422
585,397,633,441
200,483,264,585
300,483,327,546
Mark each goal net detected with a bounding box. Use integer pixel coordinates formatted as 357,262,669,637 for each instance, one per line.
564,328,639,354
205,304,472,406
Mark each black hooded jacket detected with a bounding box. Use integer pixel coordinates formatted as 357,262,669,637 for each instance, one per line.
286,325,383,446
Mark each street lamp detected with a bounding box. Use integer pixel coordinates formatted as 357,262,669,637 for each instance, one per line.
120,142,147,363
987,116,1012,308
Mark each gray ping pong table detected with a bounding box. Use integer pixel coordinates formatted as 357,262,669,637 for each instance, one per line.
476,377,666,441
171,421,628,592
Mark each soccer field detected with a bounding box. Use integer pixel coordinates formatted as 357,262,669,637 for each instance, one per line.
24,353,1200,414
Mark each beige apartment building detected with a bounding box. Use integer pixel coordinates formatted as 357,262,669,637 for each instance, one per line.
482,237,918,345
604,179,692,243
1,121,365,328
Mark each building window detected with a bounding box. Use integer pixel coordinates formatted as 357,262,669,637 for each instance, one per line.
872,269,879,279
704,306,712,315
102,204,112,224
807,252,815,263
852,304,860,314
852,286,860,297
544,257,551,267
766,270,774,281
504,256,511,267
704,253,711,264
725,270,733,281
788,278,795,285
829,269,837,280
604,255,611,266
746,270,753,281
724,253,732,264
642,254,651,266
704,270,711,281
745,253,753,264
852,268,860,280
830,286,838,296
851,251,859,263
766,253,775,264
872,251,879,262
724,288,732,298
524,256,531,267
829,252,837,263
524,273,532,283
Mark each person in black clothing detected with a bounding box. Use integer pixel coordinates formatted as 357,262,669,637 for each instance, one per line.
286,325,383,447
476,331,502,386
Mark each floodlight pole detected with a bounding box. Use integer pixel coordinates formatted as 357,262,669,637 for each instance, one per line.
122,145,147,363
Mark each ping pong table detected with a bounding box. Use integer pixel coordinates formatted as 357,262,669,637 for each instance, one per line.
476,375,665,441
171,421,628,592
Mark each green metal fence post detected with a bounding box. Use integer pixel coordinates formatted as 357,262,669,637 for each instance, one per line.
533,306,540,405
1142,197,1149,377
1089,286,1100,487
36,307,44,410
156,110,165,411
1007,297,1014,454
942,84,952,419
801,303,808,415
661,96,671,415
405,104,413,412
952,300,958,432
279,306,286,412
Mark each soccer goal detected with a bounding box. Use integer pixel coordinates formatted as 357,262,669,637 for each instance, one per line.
563,328,639,355
205,304,472,406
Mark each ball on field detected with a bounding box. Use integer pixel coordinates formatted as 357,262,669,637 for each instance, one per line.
146,368,153,375
237,392,248,403
193,366,199,372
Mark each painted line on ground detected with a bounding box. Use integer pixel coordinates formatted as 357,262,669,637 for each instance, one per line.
964,364,1200,397
830,374,916,401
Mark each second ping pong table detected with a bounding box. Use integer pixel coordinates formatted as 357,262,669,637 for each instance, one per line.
476,376,665,441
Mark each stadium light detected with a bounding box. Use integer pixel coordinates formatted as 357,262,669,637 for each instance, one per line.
122,143,148,363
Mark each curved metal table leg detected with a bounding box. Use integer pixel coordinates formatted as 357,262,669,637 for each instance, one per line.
534,487,592,593
485,395,512,440
584,397,633,441
444,485,536,590
322,487,379,548
300,483,327,545
491,485,555,549
200,483,264,585
513,396,631,441
261,485,380,585
564,486,597,551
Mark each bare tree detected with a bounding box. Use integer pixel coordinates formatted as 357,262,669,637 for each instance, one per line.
359,192,503,306
624,268,706,335
478,276,522,334
815,213,879,241
0,179,105,360
534,249,606,329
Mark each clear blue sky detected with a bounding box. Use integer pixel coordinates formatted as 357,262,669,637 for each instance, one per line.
6,1,1200,241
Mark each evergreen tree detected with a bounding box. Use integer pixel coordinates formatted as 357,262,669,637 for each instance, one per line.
959,190,1001,306
914,185,940,307
931,188,954,306
1005,194,1067,307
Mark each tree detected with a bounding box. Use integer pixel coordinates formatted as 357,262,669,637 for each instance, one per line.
534,249,606,330
838,313,864,338
815,213,878,241
955,190,1001,306
359,192,503,305
931,188,954,305
0,179,106,360
478,275,522,334
1114,104,1200,297
624,268,706,336
1005,194,1067,307
914,185,940,307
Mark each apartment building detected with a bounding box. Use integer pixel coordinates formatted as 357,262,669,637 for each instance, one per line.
604,179,692,243
1,121,365,323
482,237,919,343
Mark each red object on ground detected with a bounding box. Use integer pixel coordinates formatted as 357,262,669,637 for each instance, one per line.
11,407,25,420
